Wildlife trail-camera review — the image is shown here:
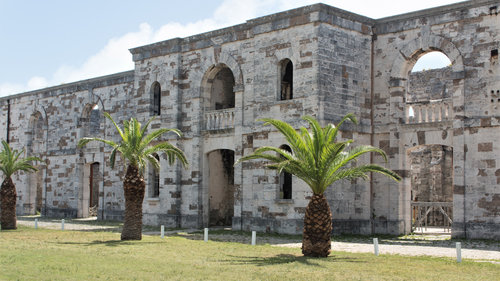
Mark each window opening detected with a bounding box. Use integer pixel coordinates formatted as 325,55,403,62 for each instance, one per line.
152,82,161,116
280,59,293,100
150,154,160,198
279,145,292,199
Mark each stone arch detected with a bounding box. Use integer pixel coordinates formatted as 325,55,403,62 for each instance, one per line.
200,64,236,111
406,144,454,232
200,139,236,227
387,34,465,235
205,148,235,226
27,111,46,152
80,103,102,138
25,110,47,215
200,50,244,94
390,34,464,79
217,51,244,87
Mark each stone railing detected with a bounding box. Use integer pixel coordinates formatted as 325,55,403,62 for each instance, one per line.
204,108,235,130
405,99,452,124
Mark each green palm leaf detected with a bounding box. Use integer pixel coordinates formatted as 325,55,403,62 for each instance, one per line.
235,114,400,195
0,140,43,179
78,112,188,175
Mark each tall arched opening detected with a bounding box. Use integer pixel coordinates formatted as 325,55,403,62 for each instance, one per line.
407,145,453,233
26,111,46,215
207,149,235,226
389,35,464,236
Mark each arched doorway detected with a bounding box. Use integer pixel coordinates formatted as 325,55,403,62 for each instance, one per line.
408,145,453,233
207,149,235,226
89,162,100,217
26,111,46,215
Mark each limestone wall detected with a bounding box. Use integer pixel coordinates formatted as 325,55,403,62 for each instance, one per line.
1,1,498,239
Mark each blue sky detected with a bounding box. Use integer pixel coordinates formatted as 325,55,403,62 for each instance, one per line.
0,0,460,97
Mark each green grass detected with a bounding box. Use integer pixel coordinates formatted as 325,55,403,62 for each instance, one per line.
1,227,499,280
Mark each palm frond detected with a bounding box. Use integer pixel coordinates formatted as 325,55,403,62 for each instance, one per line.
0,140,43,178
78,112,188,176
235,114,400,195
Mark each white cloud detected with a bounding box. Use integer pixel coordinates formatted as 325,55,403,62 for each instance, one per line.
0,0,462,97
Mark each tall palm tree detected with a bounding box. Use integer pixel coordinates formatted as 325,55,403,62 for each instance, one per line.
78,112,188,240
235,114,401,257
0,140,42,230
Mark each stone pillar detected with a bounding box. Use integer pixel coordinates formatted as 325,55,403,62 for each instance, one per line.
232,84,244,230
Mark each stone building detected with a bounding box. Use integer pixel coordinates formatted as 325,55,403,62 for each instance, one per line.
1,0,499,239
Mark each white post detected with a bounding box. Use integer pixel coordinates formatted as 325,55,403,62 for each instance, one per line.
251,231,256,246
456,242,462,263
373,238,379,256
34,219,38,229
204,228,208,242
161,225,165,239
61,219,65,230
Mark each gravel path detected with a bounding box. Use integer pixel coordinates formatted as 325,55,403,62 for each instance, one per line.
277,242,500,262
17,219,500,262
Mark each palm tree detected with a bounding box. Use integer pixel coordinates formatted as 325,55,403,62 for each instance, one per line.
78,112,188,240
235,114,401,257
0,140,42,230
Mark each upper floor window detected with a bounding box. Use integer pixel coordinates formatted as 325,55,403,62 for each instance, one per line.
89,105,100,135
210,67,235,110
152,82,161,116
280,59,293,100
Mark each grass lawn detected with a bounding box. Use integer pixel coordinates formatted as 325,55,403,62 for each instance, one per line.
0,227,498,281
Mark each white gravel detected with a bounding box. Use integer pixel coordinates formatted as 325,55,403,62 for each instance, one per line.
277,241,500,261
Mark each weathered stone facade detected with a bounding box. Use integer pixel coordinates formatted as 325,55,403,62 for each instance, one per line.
1,1,499,239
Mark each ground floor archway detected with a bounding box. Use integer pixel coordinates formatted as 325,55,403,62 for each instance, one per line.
207,149,234,226
407,145,453,233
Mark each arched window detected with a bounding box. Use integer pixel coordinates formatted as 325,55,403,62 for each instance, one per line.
89,105,100,135
152,82,161,116
280,59,293,100
81,103,101,138
279,145,292,199
210,67,235,110
149,154,160,198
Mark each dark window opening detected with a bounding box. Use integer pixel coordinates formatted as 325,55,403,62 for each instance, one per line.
89,106,100,135
152,82,161,116
151,154,160,198
491,49,498,59
89,162,100,216
279,145,292,199
210,67,235,110
489,6,497,15
280,59,293,100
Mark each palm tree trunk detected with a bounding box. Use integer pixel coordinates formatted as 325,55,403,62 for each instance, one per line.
0,177,17,230
302,193,332,257
121,164,145,240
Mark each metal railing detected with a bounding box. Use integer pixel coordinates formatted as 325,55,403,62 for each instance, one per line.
411,201,453,233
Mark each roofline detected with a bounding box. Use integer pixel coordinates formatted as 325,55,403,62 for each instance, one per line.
376,0,497,23
0,70,134,102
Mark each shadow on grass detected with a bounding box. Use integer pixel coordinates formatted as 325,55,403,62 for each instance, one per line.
54,240,163,247
224,254,364,267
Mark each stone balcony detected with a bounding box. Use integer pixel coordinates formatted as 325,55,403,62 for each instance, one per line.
405,99,452,124
204,108,235,131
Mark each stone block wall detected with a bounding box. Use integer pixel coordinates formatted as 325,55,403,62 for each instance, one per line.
0,1,498,239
